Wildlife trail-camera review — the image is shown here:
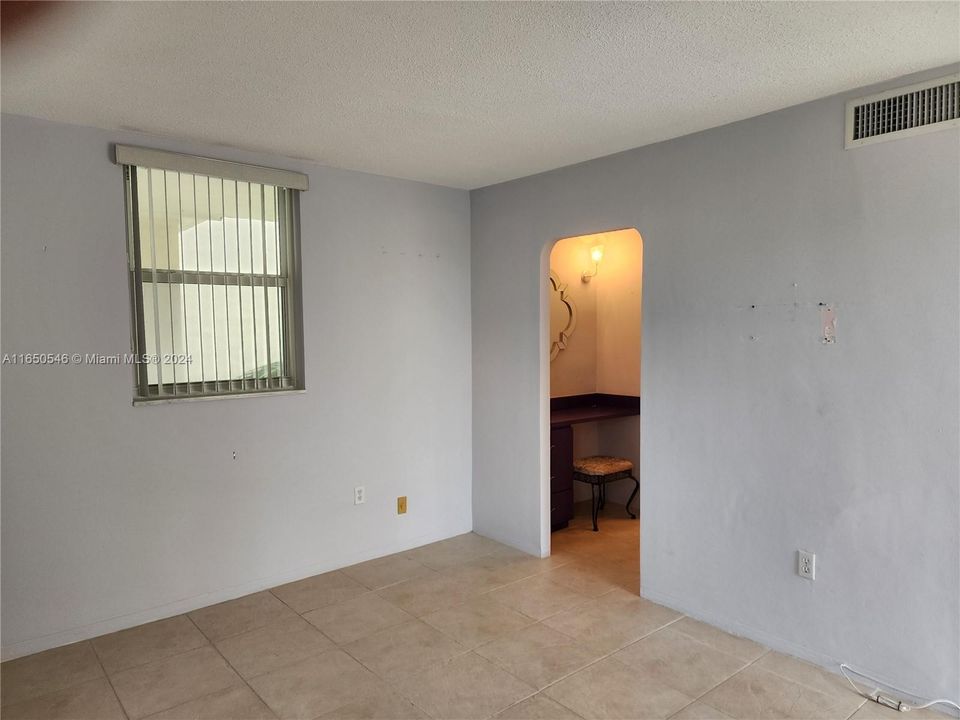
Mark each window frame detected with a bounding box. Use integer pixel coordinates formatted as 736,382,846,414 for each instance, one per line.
119,146,306,404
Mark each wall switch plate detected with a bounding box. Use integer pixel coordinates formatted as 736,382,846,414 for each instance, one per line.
354,486,365,505
798,550,816,580
397,496,407,514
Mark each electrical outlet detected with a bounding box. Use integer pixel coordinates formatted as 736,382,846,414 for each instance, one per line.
397,496,407,514
798,550,816,580
354,486,365,505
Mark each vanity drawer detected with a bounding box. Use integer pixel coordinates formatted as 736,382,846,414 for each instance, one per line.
551,463,573,493
550,426,572,465
551,490,574,529
550,425,574,528
550,425,573,494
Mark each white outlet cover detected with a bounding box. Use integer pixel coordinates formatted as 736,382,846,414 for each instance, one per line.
354,486,365,505
798,550,816,580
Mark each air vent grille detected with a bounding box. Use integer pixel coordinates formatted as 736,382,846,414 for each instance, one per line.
845,74,959,149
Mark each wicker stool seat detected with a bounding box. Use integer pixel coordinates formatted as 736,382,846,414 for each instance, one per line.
572,455,639,531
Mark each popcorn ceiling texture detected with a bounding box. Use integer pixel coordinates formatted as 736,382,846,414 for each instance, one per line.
1,1,957,189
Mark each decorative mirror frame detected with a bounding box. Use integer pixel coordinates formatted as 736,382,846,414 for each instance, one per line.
549,270,577,361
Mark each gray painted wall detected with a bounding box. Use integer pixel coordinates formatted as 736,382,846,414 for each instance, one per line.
0,114,473,659
471,66,960,699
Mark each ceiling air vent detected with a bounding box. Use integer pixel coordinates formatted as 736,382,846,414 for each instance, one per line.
845,74,959,149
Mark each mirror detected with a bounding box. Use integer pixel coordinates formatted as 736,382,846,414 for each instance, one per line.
549,270,577,361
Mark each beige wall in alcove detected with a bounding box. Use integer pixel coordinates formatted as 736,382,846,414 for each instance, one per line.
549,235,597,397
596,229,642,397
549,228,641,398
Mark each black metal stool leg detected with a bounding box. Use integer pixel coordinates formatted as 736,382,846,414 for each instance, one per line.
625,474,639,519
590,483,599,531
599,481,606,510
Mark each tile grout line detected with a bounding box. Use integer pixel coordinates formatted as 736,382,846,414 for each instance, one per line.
87,623,212,677
371,526,748,718
282,585,457,720
478,666,541,720
87,619,271,719
190,600,445,720
666,645,870,719
265,572,478,715
404,547,619,623
474,612,689,719
663,647,773,719
308,547,515,719
340,561,442,594
0,640,131,718
843,699,870,720
86,640,133,720
318,536,585,714
391,559,625,648
481,545,785,717
333,629,469,720
147,546,487,719
367,526,646,717
373,561,556,621
492,689,587,720
182,612,281,720
532,614,687,706
309,557,558,717
748,657,869,719
748,654,871,707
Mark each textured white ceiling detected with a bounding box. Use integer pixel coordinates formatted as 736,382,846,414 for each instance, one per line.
2,2,958,189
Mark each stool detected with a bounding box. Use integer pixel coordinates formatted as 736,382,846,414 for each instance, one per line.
572,456,639,532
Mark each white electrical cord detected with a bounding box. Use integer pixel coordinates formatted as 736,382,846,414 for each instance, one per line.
840,663,960,715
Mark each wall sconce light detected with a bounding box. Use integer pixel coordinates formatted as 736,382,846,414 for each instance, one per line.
581,245,604,282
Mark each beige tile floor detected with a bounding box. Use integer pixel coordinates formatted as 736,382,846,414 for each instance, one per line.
0,503,946,720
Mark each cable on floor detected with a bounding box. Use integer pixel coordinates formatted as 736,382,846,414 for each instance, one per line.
839,663,960,716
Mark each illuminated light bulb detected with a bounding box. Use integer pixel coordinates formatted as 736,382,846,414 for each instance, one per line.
582,244,604,282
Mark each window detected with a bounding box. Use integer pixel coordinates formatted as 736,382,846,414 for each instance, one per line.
117,145,306,402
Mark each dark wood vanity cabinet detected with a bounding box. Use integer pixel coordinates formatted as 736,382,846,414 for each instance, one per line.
549,394,641,532
550,425,574,529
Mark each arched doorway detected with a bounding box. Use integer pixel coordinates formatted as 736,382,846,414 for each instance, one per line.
541,228,644,592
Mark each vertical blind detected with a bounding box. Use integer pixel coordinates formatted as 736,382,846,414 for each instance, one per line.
121,151,304,401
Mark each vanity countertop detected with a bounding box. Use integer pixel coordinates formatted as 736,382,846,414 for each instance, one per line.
550,393,640,428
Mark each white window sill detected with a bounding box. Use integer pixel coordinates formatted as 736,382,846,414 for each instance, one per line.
133,389,306,406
